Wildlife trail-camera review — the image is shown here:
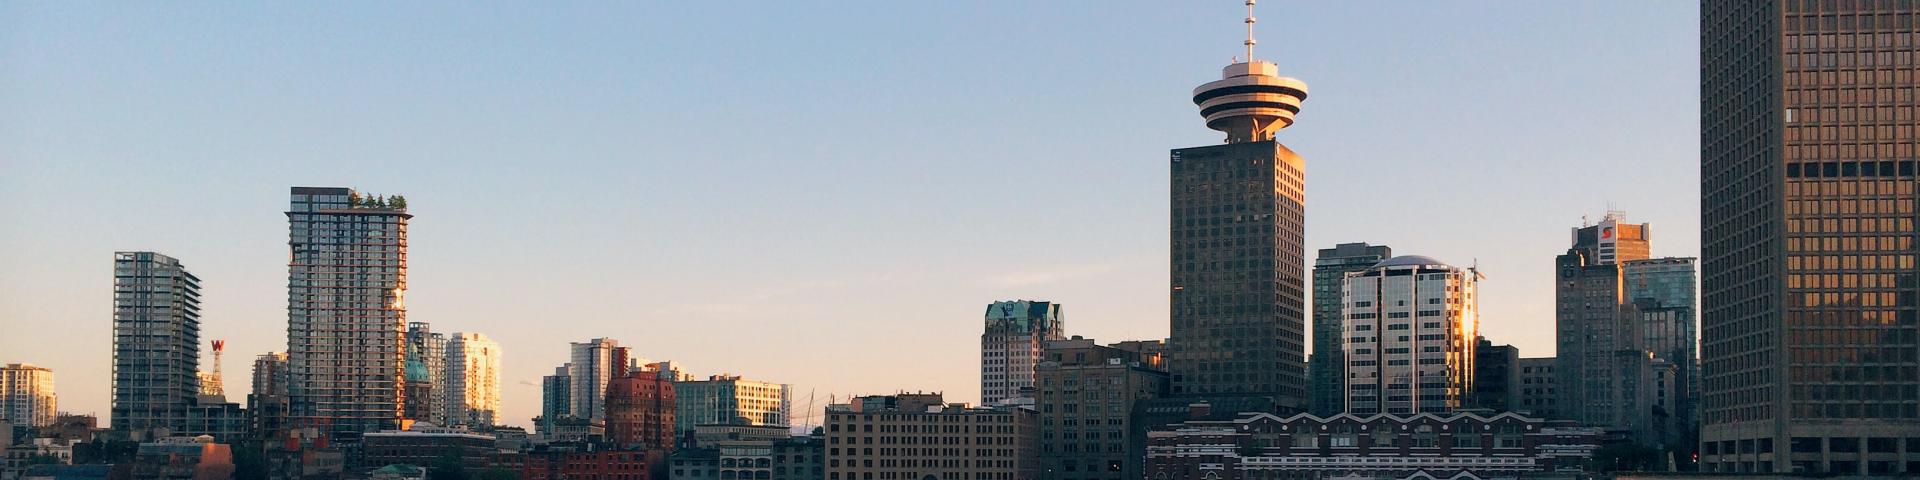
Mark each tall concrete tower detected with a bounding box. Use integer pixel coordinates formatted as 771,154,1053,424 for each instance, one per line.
1166,0,1309,409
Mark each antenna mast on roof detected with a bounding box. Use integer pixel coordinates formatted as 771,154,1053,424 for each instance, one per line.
1244,0,1258,62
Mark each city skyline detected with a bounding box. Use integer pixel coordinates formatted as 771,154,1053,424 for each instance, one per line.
0,3,1700,431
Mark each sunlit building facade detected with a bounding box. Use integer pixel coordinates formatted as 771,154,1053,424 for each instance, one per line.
1701,1,1920,474
285,186,411,436
569,338,628,423
110,251,202,436
0,364,56,428
1309,243,1392,416
981,300,1065,405
674,375,789,436
1341,255,1479,415
444,332,500,429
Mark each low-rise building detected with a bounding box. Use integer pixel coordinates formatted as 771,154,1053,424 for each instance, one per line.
1144,412,1600,480
825,393,1036,480
1517,357,1560,419
3,438,73,480
669,447,719,480
129,436,234,480
1034,337,1167,480
770,435,823,480
360,423,495,474
522,449,665,480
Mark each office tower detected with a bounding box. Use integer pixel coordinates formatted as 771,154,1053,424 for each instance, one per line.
539,365,570,436
980,300,1066,405
673,375,790,435
444,332,500,429
1702,2,1920,474
403,323,446,424
1623,257,1700,429
569,338,627,422
0,364,56,428
1471,338,1519,412
1555,215,1662,444
1309,243,1393,415
1166,7,1310,407
1341,255,1479,414
285,186,411,436
1035,337,1168,480
111,251,202,436
825,393,1036,480
252,352,289,398
1570,213,1652,265
607,367,677,450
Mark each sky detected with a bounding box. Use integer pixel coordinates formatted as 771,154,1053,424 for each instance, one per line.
0,2,1699,430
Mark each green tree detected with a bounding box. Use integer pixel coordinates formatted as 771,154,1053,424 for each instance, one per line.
391,195,408,209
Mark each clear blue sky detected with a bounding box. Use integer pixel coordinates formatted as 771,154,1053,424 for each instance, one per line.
0,2,1699,430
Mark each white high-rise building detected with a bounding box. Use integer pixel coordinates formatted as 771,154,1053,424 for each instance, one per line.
444,332,500,429
1,364,56,428
979,300,1064,405
1341,255,1479,415
568,338,626,422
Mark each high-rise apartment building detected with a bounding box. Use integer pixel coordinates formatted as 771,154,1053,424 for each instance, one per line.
1309,243,1393,415
285,186,411,436
824,393,1036,480
1034,337,1167,480
110,251,202,435
444,332,500,429
569,338,629,423
1341,255,1479,415
252,352,289,398
404,323,446,425
981,300,1065,405
607,367,677,450
0,364,56,428
1166,23,1310,407
112,251,204,435
674,375,789,435
539,365,571,436
1701,1,1920,474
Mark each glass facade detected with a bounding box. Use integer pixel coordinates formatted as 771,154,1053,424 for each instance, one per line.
1309,243,1392,416
1702,1,1920,474
111,251,201,436
673,376,790,436
286,186,411,435
1167,140,1308,407
1341,256,1478,415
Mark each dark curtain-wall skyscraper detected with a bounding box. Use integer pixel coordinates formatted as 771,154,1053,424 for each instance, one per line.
1701,1,1920,474
1166,52,1309,407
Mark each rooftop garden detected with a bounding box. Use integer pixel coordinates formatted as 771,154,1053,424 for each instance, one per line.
348,191,408,209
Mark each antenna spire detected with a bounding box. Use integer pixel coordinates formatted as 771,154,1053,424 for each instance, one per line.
1244,0,1257,62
